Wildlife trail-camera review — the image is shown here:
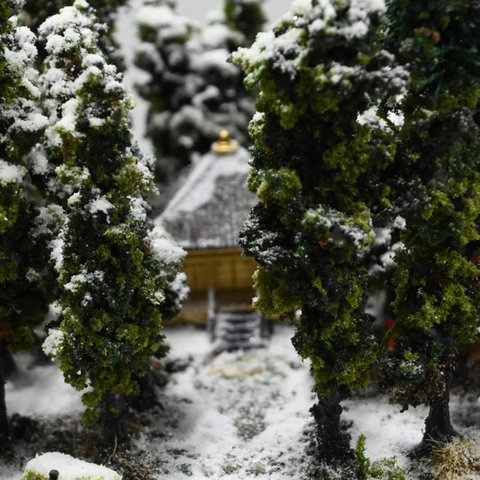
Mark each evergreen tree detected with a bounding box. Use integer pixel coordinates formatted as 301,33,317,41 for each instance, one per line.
233,0,407,466
134,0,263,182
38,0,185,443
378,0,480,448
0,0,48,441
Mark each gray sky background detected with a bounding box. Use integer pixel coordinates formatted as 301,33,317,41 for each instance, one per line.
177,0,292,25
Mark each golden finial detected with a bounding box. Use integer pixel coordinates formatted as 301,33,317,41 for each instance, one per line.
212,130,238,155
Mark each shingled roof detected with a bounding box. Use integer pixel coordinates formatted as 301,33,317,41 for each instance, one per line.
158,143,257,249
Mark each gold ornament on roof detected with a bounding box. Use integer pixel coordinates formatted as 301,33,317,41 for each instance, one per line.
212,130,238,155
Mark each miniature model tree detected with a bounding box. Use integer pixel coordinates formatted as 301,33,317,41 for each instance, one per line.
39,0,185,443
134,0,261,181
233,0,408,466
378,0,480,448
0,0,48,442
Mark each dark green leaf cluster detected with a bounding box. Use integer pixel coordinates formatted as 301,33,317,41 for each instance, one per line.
379,330,453,411
0,0,50,353
377,0,480,413
233,0,407,398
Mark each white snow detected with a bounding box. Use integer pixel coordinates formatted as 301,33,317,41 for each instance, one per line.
233,28,305,81
63,270,105,293
5,353,82,420
11,112,48,133
42,328,65,359
3,325,480,479
23,452,122,480
191,49,238,75
87,196,114,216
29,149,49,175
129,196,148,222
50,236,65,272
54,98,80,138
149,227,186,265
0,160,26,185
67,192,81,206
63,272,88,292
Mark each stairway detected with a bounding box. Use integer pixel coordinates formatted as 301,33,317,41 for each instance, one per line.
212,310,268,354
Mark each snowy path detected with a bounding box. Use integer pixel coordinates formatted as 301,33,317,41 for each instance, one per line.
3,325,480,479
136,325,317,479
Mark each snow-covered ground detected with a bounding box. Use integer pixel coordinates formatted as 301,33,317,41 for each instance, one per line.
3,324,480,479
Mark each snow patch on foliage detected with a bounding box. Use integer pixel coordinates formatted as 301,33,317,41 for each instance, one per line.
0,160,26,185
233,28,305,81
191,48,238,75
149,226,186,265
358,106,405,130
28,148,49,175
129,196,148,222
42,329,65,359
63,270,105,293
51,222,67,272
87,196,114,218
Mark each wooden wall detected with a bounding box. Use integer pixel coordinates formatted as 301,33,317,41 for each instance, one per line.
172,247,257,325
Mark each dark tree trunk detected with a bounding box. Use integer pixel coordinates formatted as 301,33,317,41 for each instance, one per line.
0,345,16,378
129,373,159,411
422,333,458,447
0,342,9,441
101,393,128,447
311,389,353,463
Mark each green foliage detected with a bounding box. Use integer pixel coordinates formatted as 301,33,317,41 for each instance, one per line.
38,0,184,426
379,332,450,411
355,435,406,480
233,0,407,456
0,0,49,355
378,0,480,422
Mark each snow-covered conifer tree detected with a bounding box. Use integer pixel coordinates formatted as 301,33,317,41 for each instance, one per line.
233,0,407,467
134,0,261,182
0,0,48,442
39,0,185,443
378,0,480,449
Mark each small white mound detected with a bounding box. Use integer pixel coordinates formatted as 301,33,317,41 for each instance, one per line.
22,452,122,480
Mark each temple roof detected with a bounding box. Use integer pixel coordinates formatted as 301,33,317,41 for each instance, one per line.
157,144,257,249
